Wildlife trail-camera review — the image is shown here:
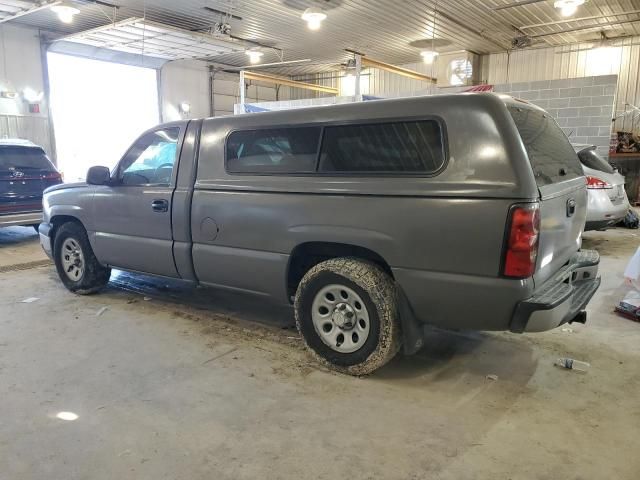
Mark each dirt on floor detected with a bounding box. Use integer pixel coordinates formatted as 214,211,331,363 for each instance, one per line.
0,226,639,480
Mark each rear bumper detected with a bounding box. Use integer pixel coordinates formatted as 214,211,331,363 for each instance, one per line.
510,250,601,333
585,219,619,231
39,222,53,259
0,211,43,227
585,190,629,230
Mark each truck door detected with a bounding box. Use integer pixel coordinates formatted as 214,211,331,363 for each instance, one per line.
92,126,184,277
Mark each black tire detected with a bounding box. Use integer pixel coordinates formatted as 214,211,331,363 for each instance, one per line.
294,257,401,376
53,222,111,294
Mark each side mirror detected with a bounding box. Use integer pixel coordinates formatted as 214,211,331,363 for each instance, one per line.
86,166,111,186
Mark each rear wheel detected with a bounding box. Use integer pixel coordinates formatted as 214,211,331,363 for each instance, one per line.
53,222,111,294
294,258,401,375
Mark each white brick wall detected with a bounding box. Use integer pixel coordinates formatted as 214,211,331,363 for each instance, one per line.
494,75,617,156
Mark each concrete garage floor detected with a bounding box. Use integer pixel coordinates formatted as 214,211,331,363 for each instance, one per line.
1,226,639,479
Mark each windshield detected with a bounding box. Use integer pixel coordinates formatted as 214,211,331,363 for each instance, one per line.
578,148,615,174
0,146,54,171
508,106,583,186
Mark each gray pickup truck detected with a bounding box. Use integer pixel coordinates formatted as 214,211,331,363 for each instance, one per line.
40,93,600,375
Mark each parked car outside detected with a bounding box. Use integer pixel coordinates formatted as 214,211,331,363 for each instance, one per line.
39,94,600,375
0,139,62,230
574,145,630,231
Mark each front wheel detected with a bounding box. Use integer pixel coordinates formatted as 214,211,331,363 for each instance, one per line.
53,222,111,294
294,258,401,376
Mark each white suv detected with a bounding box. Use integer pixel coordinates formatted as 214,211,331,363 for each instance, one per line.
575,146,629,231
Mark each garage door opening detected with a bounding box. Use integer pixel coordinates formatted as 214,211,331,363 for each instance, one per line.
47,53,160,182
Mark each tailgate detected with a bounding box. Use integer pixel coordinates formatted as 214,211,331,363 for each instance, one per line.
0,175,46,213
536,178,587,285
508,106,587,286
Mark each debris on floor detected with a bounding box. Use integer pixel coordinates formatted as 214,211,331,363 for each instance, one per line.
20,297,39,303
561,327,574,333
622,209,640,229
615,290,640,322
96,306,108,317
554,357,590,373
486,374,498,381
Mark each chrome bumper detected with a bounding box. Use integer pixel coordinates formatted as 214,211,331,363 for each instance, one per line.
510,250,601,333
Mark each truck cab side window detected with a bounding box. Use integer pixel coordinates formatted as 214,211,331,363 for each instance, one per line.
117,128,180,186
226,127,321,174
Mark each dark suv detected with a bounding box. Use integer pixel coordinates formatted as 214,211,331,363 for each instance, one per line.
0,139,62,229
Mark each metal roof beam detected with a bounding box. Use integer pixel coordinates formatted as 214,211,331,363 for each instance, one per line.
359,56,436,83
520,10,640,30
242,70,338,95
530,17,640,38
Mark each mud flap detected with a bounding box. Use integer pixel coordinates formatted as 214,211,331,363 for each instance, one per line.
396,285,425,355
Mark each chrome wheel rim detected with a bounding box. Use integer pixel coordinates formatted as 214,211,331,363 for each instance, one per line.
311,284,371,353
61,238,85,282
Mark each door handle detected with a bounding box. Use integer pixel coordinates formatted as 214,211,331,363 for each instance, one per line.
566,198,576,217
151,199,169,213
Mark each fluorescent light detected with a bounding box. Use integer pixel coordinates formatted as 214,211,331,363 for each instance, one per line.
301,7,327,30
245,50,264,64
554,0,585,17
51,2,80,24
420,50,439,63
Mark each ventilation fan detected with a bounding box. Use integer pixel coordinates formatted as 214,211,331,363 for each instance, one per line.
512,36,533,49
446,59,473,86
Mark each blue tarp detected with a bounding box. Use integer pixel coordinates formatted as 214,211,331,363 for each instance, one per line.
243,104,271,113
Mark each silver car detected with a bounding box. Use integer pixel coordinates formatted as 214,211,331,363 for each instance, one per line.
575,146,629,231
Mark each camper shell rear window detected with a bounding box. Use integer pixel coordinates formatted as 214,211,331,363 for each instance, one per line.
508,106,583,187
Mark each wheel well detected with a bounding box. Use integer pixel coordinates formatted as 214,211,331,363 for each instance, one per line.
50,215,83,243
287,242,393,299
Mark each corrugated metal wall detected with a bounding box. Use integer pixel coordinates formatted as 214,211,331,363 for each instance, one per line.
0,115,52,156
481,37,640,132
0,24,54,158
288,38,640,134
290,63,437,100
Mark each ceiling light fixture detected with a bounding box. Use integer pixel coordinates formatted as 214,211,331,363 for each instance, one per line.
301,7,327,30
554,0,585,17
245,50,264,64
420,50,439,63
56,411,79,421
51,2,80,23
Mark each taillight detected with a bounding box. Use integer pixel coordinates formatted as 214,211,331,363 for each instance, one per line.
586,176,611,189
503,203,540,279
